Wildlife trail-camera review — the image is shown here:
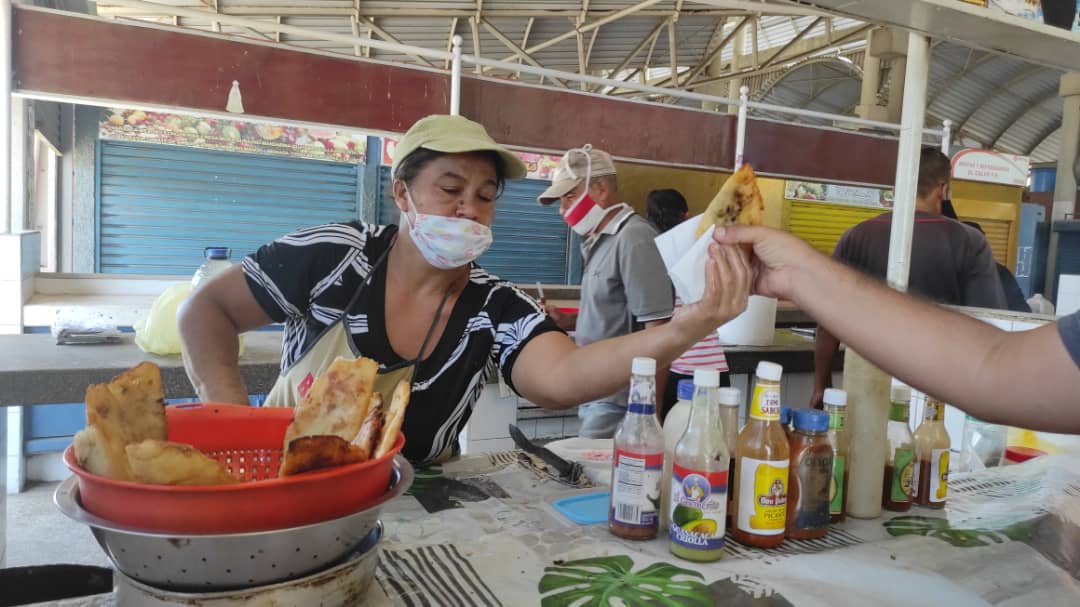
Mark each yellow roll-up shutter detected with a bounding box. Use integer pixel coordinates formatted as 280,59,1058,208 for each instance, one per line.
787,201,884,255
957,216,1011,268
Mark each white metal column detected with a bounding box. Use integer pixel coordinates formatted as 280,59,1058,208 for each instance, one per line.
734,85,749,168
1,0,11,235
450,35,463,116
886,34,931,292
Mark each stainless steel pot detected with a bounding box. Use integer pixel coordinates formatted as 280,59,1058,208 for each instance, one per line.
115,523,383,607
54,456,412,591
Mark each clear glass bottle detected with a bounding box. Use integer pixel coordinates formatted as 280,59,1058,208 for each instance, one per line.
732,361,789,549
822,388,849,523
787,409,833,540
669,370,729,562
959,414,1006,472
661,379,694,531
718,387,741,529
913,398,951,509
609,357,665,539
883,382,915,512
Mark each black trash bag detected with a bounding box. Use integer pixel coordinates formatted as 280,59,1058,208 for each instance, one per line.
0,565,113,606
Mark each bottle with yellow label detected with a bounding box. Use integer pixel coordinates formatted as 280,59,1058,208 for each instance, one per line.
882,381,915,511
732,361,789,549
913,397,951,509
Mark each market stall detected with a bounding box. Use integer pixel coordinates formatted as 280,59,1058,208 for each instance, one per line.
2,0,1080,605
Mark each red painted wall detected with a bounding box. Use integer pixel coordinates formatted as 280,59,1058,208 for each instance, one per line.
15,7,897,185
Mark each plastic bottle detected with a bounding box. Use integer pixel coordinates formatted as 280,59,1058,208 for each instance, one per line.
959,414,1006,472
192,247,233,289
882,382,915,511
669,370,729,562
787,409,833,540
191,246,244,353
732,361,789,549
609,357,665,539
780,406,793,440
661,379,694,531
822,389,849,523
718,387,741,528
913,398,951,509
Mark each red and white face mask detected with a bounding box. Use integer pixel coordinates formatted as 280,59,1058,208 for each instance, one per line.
560,146,607,236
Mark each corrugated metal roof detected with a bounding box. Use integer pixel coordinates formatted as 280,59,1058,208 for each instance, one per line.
96,2,1068,163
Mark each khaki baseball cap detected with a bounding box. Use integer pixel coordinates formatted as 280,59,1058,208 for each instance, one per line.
537,145,617,205
391,114,527,180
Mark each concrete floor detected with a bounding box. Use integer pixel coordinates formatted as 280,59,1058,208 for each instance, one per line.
5,481,108,568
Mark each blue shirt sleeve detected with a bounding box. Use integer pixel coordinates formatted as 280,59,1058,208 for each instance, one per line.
1057,311,1080,368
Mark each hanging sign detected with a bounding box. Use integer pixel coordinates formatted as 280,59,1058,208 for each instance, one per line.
951,149,1030,187
784,180,893,208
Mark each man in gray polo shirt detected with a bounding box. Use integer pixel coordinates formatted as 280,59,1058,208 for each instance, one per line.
539,145,674,437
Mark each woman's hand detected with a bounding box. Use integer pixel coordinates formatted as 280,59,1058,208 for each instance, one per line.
671,243,752,339
712,225,820,302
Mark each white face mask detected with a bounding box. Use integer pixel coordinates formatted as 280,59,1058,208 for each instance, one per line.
403,188,493,270
559,145,606,236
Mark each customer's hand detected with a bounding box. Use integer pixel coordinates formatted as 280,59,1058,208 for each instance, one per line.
545,303,577,331
713,225,820,302
672,243,751,338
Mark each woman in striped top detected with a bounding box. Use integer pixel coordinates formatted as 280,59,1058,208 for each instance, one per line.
646,189,731,419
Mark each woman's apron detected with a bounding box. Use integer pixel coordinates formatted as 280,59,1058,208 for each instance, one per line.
264,246,453,460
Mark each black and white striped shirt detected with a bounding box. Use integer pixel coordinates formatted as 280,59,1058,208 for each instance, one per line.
243,222,563,463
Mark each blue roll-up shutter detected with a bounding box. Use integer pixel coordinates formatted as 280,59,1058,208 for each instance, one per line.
376,166,572,284
97,140,362,274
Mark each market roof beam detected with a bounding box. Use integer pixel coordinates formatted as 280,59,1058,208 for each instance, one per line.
480,18,571,88
681,23,873,90
360,16,436,68
481,0,672,73
94,5,772,18
649,16,749,89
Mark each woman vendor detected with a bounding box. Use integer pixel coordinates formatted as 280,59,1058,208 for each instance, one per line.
178,114,751,464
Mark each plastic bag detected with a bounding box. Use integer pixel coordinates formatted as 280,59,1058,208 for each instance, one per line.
134,282,192,355
1027,293,1055,315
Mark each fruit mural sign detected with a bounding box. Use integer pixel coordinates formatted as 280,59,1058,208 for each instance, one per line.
785,180,894,209
100,109,367,163
381,137,561,181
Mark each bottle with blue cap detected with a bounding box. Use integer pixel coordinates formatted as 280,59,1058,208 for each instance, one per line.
660,379,695,531
192,247,233,289
787,408,833,539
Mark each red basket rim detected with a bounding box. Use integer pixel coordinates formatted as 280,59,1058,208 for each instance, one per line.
62,431,405,491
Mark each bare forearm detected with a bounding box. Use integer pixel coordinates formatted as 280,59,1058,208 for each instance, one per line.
178,298,251,405
791,255,1077,429
645,319,670,411
527,322,696,410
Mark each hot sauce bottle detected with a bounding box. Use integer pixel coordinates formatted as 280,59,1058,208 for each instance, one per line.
732,361,789,549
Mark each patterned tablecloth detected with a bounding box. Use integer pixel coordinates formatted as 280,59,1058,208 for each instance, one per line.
364,451,1080,606
41,451,1080,606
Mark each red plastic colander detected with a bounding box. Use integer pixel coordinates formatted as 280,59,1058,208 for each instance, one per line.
63,403,405,534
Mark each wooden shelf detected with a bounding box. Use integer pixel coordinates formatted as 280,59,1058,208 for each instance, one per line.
776,0,1080,71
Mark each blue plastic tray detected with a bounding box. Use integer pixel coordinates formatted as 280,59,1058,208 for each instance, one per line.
553,492,610,525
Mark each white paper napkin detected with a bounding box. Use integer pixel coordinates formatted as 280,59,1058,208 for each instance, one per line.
655,216,714,305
